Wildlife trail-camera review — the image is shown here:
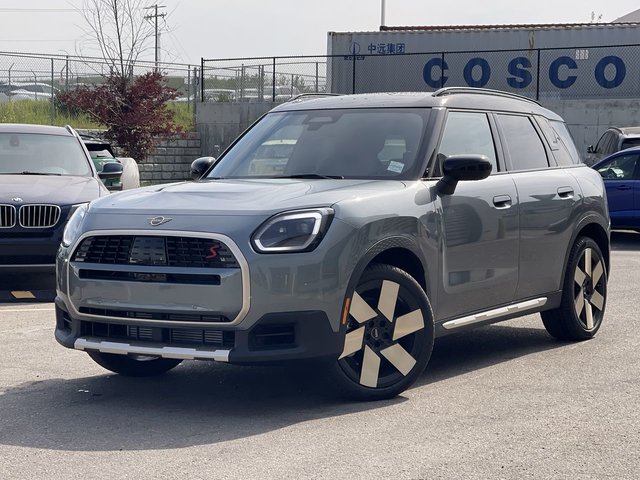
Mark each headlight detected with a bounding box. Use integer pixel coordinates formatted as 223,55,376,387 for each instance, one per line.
62,203,89,247
252,208,334,253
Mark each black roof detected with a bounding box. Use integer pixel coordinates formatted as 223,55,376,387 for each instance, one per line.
272,89,563,120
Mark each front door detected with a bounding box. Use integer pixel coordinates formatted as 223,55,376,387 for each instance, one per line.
594,152,640,229
432,110,519,321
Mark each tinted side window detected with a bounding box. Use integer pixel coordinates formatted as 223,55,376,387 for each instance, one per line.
621,138,640,150
536,117,581,166
603,132,618,155
596,154,639,180
497,114,548,171
594,132,609,154
550,121,582,165
437,111,498,173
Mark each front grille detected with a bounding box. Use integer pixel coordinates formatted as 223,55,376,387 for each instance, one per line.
72,235,239,268
19,204,61,228
80,321,235,348
78,269,221,285
79,306,231,323
0,204,17,228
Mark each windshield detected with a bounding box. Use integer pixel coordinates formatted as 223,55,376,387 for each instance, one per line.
207,108,431,180
0,133,91,176
88,148,115,159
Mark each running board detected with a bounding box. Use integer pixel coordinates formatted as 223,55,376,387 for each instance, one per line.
442,297,547,330
74,337,230,362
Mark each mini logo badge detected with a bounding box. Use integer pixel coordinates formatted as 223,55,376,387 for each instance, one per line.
11,197,23,203
148,216,172,227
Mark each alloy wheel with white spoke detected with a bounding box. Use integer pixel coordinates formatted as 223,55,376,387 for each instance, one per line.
331,264,434,400
542,236,607,341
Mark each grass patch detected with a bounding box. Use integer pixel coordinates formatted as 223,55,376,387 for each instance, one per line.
0,99,101,128
0,99,194,131
166,102,195,130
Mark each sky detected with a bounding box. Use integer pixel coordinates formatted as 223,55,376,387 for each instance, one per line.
0,1,638,65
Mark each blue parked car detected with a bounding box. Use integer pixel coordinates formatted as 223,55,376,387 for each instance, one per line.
593,147,640,231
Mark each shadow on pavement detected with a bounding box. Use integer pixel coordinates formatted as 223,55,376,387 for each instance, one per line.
0,322,567,452
610,230,640,251
0,271,55,303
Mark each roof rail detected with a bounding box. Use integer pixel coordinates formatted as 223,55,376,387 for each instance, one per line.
288,92,343,102
64,124,79,137
432,87,540,105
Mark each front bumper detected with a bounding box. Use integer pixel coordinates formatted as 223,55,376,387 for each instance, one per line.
55,298,343,364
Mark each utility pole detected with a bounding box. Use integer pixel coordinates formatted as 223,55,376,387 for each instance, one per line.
144,4,166,71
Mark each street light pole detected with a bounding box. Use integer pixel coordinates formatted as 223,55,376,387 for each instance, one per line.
381,0,386,28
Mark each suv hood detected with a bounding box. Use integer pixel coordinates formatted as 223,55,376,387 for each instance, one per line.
90,179,406,215
0,175,102,205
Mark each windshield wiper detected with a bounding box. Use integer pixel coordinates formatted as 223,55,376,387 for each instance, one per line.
274,173,344,179
2,171,62,176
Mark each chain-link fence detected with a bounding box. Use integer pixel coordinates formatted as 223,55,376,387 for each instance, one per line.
201,55,328,102
2,44,639,126
0,51,201,126
203,44,640,102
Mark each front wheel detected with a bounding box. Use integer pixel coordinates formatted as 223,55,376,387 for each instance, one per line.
541,236,607,341
329,264,434,400
87,352,183,377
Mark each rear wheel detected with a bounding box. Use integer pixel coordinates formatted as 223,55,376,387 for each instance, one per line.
330,264,434,400
87,352,182,377
541,237,607,340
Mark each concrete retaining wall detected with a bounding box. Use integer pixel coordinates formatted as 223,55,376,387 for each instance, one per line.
139,132,202,183
541,98,640,156
196,102,277,156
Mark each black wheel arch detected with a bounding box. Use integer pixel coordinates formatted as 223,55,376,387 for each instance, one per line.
560,214,610,288
344,236,432,316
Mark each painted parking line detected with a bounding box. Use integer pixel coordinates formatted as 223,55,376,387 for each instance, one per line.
0,290,56,303
11,291,36,299
0,307,55,312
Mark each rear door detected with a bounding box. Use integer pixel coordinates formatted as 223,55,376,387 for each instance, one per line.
594,153,640,228
496,113,581,301
432,110,519,320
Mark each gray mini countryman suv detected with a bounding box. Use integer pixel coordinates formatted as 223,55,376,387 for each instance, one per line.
55,88,610,400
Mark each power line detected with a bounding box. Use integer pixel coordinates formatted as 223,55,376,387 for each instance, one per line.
144,4,166,70
0,8,77,12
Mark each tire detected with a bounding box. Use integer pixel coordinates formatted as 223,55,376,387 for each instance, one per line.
87,352,182,377
329,264,434,401
541,236,607,341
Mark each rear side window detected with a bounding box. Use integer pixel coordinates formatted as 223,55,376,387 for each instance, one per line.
437,111,498,173
536,117,581,166
621,138,640,150
497,114,548,171
550,121,582,165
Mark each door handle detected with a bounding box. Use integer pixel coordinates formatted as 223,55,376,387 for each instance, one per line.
616,185,632,190
492,195,512,209
557,186,574,198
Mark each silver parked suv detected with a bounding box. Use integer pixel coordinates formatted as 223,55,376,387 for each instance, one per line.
55,88,610,400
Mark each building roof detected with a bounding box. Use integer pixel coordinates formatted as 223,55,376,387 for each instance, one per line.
378,22,640,32
614,9,640,22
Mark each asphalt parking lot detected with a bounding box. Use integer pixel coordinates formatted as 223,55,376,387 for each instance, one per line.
1,232,639,479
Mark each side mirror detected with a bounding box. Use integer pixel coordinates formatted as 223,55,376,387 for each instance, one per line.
587,145,594,153
98,161,124,180
436,155,492,195
190,156,216,180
